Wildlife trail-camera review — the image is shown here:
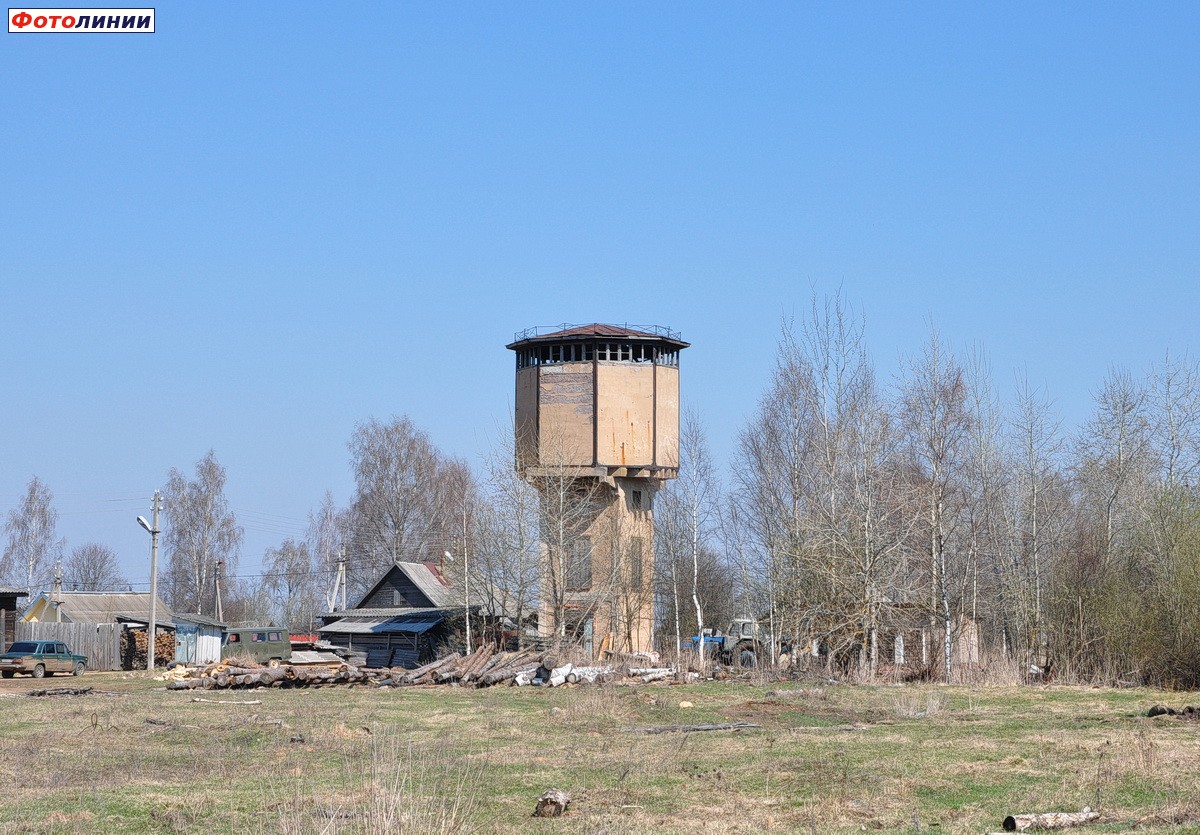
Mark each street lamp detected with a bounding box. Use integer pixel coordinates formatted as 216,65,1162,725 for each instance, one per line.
136,491,161,671
444,550,471,655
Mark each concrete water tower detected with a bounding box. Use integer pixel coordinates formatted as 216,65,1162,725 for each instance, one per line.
507,323,689,656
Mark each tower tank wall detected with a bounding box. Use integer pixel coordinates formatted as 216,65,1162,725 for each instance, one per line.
595,362,656,468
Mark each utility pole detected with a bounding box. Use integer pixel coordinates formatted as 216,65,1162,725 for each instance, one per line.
214,560,224,622
326,547,347,613
339,547,347,612
463,506,472,656
52,561,62,622
138,491,162,671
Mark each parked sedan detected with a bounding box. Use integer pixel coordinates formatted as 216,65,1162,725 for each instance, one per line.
0,641,88,678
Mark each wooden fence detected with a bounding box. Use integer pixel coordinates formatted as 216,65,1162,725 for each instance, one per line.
15,622,123,671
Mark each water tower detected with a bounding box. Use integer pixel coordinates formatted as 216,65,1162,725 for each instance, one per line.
507,324,688,656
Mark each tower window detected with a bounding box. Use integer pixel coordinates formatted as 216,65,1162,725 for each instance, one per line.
566,537,592,591
631,490,642,510
629,536,644,587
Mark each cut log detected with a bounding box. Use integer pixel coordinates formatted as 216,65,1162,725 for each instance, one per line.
28,686,93,697
401,653,461,684
533,788,571,818
638,670,673,683
166,679,205,690
626,722,762,735
481,662,541,687
475,650,510,678
1003,810,1100,831
462,646,496,681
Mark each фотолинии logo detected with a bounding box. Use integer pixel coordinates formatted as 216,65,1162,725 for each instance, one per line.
8,8,154,32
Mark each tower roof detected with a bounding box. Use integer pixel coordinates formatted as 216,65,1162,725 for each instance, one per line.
507,323,688,350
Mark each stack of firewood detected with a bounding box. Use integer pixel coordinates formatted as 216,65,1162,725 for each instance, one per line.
124,630,178,669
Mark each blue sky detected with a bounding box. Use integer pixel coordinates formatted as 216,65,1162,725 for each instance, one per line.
2,3,1197,589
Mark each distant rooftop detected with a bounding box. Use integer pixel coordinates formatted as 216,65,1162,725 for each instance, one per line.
507,323,688,349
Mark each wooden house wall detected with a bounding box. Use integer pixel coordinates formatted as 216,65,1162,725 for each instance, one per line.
320,630,437,669
0,610,16,647
359,568,436,610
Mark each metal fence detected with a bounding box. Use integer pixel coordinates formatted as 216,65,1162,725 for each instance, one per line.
14,622,123,671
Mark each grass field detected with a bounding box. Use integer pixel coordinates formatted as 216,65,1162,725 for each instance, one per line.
0,672,1197,834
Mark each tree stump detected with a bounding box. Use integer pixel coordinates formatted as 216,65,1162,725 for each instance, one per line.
533,788,571,818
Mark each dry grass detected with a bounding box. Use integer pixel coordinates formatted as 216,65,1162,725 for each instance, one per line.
0,673,1198,833
271,731,482,834
891,688,948,718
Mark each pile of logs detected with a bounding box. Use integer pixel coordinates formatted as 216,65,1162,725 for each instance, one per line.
165,660,372,691
164,647,684,692
381,645,552,688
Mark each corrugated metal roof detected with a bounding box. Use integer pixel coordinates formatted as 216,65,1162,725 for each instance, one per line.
318,612,446,635
321,606,448,618
402,562,459,608
349,562,460,611
26,591,171,624
173,612,226,628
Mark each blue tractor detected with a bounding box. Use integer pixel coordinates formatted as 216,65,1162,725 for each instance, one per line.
691,617,765,667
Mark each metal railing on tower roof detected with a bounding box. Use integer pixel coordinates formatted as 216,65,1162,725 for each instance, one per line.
511,323,683,343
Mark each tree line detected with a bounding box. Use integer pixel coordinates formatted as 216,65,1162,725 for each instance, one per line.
4,294,1197,686
657,295,1200,688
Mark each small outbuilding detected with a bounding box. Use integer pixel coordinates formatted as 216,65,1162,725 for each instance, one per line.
174,613,225,666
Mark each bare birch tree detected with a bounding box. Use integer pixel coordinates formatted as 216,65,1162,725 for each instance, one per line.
305,491,348,610
1148,351,1200,488
343,416,468,596
1074,368,1152,565
162,450,243,615
1007,373,1066,667
901,328,971,682
2,476,64,591
262,538,321,630
656,409,722,669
